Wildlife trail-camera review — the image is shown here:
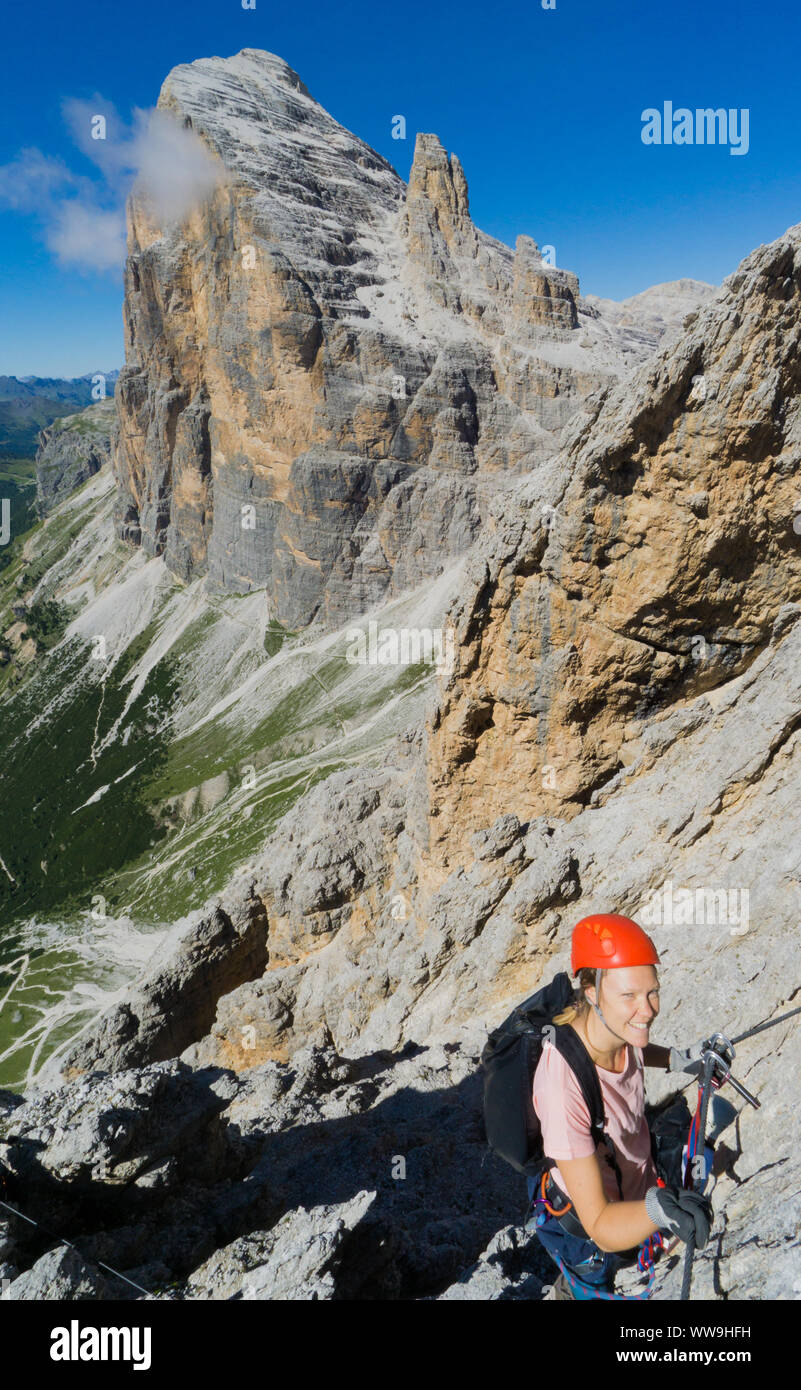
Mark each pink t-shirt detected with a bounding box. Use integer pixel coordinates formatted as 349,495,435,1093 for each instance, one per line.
532,1037,658,1203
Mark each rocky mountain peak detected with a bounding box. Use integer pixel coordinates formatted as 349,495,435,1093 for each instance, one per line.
405,133,473,246
231,46,312,95
3,48,797,1308
113,48,715,629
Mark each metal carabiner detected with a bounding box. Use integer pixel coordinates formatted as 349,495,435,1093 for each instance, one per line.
702,1033,760,1109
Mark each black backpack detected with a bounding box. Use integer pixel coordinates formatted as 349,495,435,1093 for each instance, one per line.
481,971,623,1195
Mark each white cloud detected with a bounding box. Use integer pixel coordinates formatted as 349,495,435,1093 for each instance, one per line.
48,201,126,272
129,109,224,224
59,95,225,224
0,147,80,212
0,97,226,275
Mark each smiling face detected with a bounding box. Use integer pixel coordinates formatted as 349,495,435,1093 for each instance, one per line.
588,965,661,1047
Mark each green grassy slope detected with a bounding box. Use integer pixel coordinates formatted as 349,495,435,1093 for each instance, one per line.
0,457,38,578
0,464,455,1086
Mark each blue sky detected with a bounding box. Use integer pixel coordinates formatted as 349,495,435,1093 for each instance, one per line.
1,0,799,377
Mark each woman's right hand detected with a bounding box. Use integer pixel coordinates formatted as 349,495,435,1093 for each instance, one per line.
669,1036,735,1079
644,1185,713,1247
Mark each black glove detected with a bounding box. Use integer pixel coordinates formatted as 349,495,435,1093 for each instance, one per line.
645,1185,713,1249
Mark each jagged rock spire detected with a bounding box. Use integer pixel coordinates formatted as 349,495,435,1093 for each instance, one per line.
405,133,473,248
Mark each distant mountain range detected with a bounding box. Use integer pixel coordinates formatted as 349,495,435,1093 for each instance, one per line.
0,371,119,458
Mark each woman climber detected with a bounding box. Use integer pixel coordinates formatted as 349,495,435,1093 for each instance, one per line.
530,912,725,1300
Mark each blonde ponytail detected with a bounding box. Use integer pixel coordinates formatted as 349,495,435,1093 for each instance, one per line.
551,967,603,1026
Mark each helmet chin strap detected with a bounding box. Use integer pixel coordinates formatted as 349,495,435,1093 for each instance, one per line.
589,968,629,1046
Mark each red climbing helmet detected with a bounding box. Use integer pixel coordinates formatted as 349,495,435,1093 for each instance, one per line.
571,913,660,975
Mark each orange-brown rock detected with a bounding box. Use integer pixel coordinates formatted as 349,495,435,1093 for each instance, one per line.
426,230,801,869
113,50,699,628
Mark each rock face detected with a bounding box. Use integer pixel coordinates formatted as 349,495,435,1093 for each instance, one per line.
131,225,801,1074
35,399,115,515
0,1041,531,1301
113,49,705,628
60,898,269,1079
6,54,801,1305
32,219,801,1301
3,1027,798,1301
424,232,801,865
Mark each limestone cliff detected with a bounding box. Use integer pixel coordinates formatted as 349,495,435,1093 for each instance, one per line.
73,219,801,1077
7,51,800,1308
424,232,801,868
37,221,801,1301
113,49,701,628
35,399,115,516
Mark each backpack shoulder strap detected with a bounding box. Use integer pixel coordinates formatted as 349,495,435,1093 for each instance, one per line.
551,1026,624,1199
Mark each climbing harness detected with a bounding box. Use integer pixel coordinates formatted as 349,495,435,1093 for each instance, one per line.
531,1168,668,1301
543,1243,661,1302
